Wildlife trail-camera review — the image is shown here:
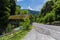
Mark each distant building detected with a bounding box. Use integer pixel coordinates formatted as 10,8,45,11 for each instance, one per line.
8,15,32,28
9,14,32,20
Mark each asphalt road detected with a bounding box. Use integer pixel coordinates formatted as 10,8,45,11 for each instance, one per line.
23,23,60,40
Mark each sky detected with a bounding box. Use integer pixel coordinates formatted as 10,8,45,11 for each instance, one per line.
16,0,47,11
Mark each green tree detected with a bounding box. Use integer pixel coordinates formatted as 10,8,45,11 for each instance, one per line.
15,5,21,15
10,0,16,15
0,0,10,34
20,10,28,14
39,0,54,17
43,13,55,24
0,0,16,34
39,0,60,24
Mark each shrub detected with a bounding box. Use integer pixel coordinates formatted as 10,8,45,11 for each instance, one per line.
43,13,55,24
6,23,12,33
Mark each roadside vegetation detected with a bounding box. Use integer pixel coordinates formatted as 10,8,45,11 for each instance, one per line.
0,0,60,40
0,0,33,40
35,0,60,25
0,29,29,40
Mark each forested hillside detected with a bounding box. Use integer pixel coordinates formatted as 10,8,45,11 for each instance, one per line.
38,0,60,24
28,9,39,15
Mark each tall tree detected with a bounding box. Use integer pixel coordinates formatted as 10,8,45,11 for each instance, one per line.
10,0,16,15
0,0,10,35
0,0,16,35
15,5,21,15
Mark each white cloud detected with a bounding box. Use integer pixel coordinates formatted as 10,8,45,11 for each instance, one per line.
33,5,42,11
21,7,23,9
27,6,41,11
27,6,33,10
17,0,23,2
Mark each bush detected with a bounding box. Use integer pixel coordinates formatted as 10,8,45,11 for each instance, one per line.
43,13,55,24
19,18,30,30
6,24,12,33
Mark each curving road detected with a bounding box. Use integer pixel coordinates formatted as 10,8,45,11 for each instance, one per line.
23,23,60,40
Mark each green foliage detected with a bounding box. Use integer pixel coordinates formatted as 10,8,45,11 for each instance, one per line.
0,0,10,34
39,0,60,24
31,15,39,22
0,30,29,40
43,13,55,24
6,24,12,33
20,10,28,14
17,17,32,30
0,0,16,34
10,0,16,15
31,16,36,22
15,5,21,15
40,0,54,17
20,18,30,30
15,7,28,15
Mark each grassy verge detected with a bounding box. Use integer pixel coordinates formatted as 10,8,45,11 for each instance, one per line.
0,30,29,40
9,30,29,40
0,26,33,40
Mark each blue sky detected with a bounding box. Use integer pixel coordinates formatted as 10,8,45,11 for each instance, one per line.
16,0,47,11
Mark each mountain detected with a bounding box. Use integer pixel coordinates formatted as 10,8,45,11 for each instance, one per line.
28,9,40,15
22,9,40,15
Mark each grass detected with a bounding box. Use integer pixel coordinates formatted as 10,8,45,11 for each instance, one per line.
0,30,29,40
9,30,29,40
0,26,33,40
